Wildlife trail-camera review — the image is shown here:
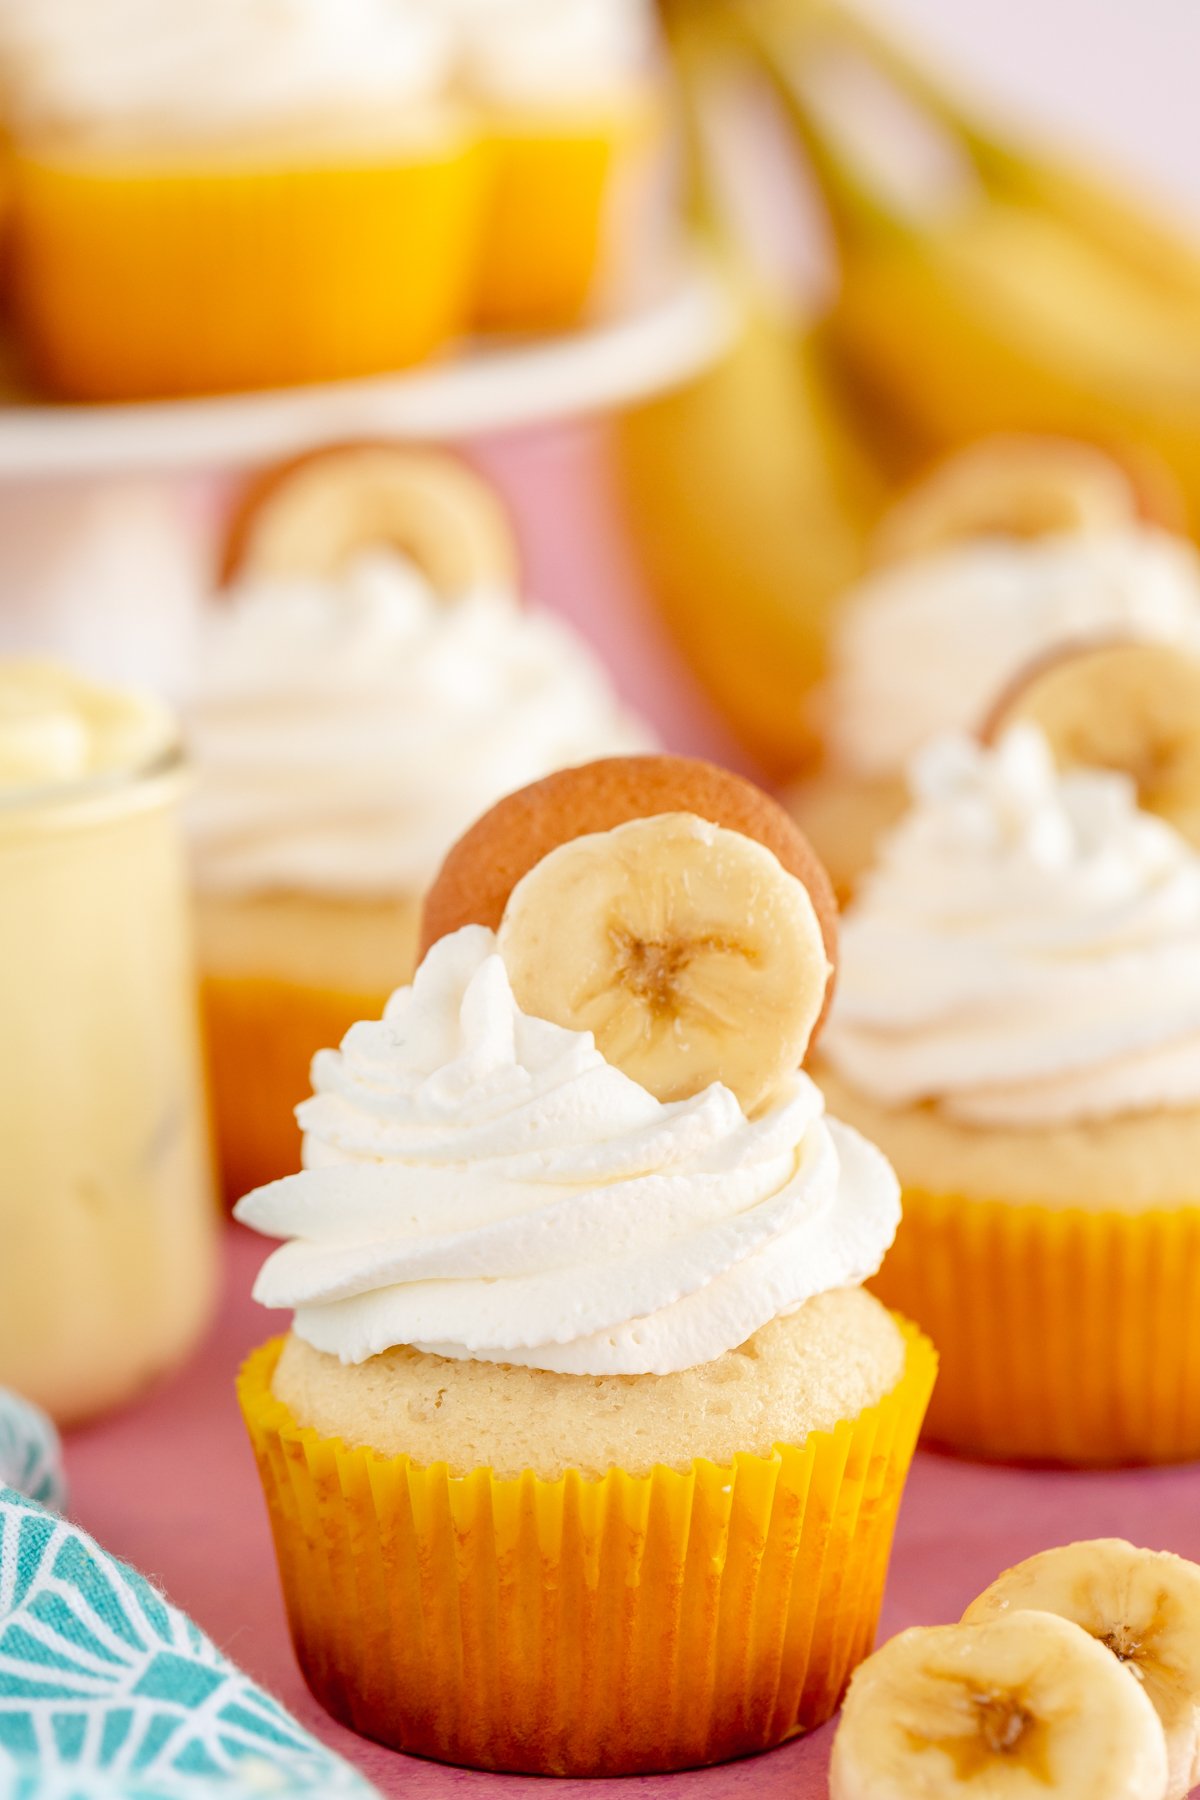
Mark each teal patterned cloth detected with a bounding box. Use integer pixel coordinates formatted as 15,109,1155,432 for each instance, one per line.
0,1396,64,1515
0,1396,378,1800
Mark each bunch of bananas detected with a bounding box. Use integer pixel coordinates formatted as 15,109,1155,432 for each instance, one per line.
617,0,1200,775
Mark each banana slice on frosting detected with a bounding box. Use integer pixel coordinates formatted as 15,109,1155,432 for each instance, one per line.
220,441,519,596
497,812,831,1113
985,638,1200,847
874,435,1144,566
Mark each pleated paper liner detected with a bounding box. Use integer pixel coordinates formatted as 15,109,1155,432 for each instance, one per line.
201,974,390,1206
870,1188,1200,1466
238,1322,935,1776
9,130,485,401
474,93,660,333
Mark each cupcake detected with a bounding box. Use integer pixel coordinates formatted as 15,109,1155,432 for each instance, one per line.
186,445,651,1201
817,688,1200,1466
0,660,216,1423
434,0,662,330
236,753,935,1775
1,0,483,399
791,436,1200,897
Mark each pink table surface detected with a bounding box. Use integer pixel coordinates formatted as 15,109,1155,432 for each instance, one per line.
50,421,1200,1797
65,1226,1200,1800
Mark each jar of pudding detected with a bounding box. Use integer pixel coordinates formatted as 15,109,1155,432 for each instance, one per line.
0,661,217,1424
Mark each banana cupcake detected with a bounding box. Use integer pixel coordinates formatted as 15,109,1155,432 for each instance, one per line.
434,0,662,330
236,754,935,1775
791,437,1200,897
1,0,481,398
186,446,650,1202
817,698,1200,1466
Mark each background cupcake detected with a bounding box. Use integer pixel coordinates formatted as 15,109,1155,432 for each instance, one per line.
186,445,651,1201
434,0,662,330
0,0,482,398
817,697,1200,1466
791,436,1200,896
236,754,934,1775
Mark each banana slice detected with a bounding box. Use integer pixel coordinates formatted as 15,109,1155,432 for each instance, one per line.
496,812,831,1113
874,436,1140,565
220,442,519,596
964,1539,1200,1800
985,639,1200,846
830,1612,1169,1800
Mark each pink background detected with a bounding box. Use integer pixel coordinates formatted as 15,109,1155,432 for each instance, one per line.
37,3,1200,1787
62,425,1200,1799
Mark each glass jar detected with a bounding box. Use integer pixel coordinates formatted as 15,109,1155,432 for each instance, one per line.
0,739,217,1423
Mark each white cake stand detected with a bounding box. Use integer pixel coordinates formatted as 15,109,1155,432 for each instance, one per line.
0,250,730,478
0,250,732,691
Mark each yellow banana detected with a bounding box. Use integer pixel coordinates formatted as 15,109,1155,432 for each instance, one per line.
743,0,1200,529
615,5,882,777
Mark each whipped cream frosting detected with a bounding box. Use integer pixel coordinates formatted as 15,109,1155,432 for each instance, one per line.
237,925,900,1374
822,727,1200,1128
0,0,454,142
184,551,649,899
429,0,653,104
0,660,177,791
821,527,1200,779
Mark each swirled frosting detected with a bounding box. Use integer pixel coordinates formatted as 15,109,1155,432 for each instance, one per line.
0,0,454,143
821,528,1200,779
0,660,176,791
237,925,900,1374
184,552,649,898
430,0,653,104
822,728,1200,1127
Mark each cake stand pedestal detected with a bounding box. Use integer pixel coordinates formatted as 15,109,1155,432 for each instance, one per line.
0,251,733,701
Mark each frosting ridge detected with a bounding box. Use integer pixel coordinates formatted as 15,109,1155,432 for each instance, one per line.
185,551,648,898
0,0,454,141
237,925,900,1374
822,727,1200,1126
821,527,1200,779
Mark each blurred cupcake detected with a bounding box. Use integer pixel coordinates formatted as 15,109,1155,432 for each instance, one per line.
436,0,663,330
791,436,1200,897
1,0,483,399
817,701,1200,1467
236,753,934,1774
186,445,650,1201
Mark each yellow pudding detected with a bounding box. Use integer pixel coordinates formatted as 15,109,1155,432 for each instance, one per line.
0,662,217,1424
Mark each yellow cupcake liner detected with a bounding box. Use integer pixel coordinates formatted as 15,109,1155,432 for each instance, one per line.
201,974,389,1205
10,133,486,400
870,1187,1200,1466
474,96,659,332
238,1323,935,1775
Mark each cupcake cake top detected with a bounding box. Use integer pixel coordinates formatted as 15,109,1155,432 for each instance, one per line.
238,755,901,1375
818,438,1200,780
822,722,1200,1128
185,448,649,899
0,0,454,145
0,660,176,793
428,0,654,105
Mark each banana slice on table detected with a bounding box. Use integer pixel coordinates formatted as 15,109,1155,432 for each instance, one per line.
496,812,832,1114
873,435,1142,566
964,1539,1200,1800
830,1612,1169,1800
985,639,1200,847
220,441,519,595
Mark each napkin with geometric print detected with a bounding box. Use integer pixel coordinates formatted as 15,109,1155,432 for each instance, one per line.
0,1393,378,1800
